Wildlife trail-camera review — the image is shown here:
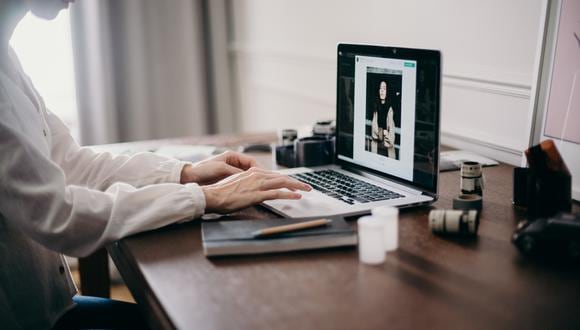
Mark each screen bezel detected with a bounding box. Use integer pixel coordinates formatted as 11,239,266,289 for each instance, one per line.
335,43,441,196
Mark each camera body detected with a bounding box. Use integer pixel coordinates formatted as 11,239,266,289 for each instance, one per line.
512,212,580,259
275,121,336,168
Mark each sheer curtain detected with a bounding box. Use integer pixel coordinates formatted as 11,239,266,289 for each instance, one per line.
70,0,211,145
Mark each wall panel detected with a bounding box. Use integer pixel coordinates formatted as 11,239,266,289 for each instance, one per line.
228,0,545,164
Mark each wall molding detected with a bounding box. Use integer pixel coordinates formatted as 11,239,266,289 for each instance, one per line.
253,81,335,108
441,131,523,166
229,43,532,100
443,74,531,99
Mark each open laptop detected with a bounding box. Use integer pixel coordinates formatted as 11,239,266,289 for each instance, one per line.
264,43,441,218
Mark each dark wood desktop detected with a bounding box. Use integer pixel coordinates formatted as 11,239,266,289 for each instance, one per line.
86,133,580,329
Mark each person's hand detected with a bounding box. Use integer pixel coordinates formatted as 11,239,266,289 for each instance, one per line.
383,129,393,147
201,167,312,214
180,151,258,185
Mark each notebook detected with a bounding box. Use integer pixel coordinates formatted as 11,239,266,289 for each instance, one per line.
202,216,357,257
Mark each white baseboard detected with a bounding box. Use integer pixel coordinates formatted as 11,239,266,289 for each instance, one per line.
441,131,523,166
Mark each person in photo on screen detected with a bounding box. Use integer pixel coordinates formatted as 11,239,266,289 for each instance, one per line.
370,82,385,153
0,0,311,329
371,81,396,158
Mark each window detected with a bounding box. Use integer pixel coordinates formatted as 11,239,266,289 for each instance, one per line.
10,11,79,141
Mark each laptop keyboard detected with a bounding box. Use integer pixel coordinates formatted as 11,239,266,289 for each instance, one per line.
290,169,404,205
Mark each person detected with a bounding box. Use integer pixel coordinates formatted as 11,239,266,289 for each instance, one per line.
371,80,396,158
0,0,311,329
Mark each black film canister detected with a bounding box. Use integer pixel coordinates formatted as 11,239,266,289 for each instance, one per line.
512,167,528,207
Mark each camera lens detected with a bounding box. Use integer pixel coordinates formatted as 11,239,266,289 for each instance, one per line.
429,209,479,236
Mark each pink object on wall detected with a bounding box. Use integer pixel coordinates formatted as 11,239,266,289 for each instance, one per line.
544,0,580,145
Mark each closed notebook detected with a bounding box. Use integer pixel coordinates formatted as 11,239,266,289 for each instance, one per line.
202,216,357,257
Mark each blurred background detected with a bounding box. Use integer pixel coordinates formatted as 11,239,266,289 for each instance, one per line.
11,0,544,165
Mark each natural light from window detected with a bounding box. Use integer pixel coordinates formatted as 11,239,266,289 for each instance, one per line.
10,11,79,141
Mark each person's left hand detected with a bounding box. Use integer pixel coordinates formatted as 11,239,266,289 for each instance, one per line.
180,151,258,185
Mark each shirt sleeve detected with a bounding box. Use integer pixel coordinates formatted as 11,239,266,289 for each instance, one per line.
46,110,189,190
0,113,206,258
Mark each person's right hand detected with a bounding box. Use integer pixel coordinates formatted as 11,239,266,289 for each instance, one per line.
201,167,312,214
383,129,393,147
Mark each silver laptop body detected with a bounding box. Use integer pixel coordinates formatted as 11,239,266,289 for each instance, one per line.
264,44,442,218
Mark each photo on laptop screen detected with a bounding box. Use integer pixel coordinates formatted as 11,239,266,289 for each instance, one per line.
363,69,402,160
355,55,416,181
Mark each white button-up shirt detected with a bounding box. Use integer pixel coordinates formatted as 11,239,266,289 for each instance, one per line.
0,48,206,329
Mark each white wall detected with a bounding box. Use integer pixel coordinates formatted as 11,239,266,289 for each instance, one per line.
228,0,545,164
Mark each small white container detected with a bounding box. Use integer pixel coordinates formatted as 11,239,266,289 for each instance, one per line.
372,206,399,252
357,216,386,265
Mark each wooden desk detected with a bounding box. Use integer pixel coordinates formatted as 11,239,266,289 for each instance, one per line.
106,135,580,330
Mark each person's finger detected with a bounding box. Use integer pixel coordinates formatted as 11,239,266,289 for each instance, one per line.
260,176,311,191
212,168,249,184
200,163,243,185
236,169,280,181
245,166,272,174
255,189,302,203
224,151,259,170
217,163,243,177
231,172,280,192
245,172,306,191
213,168,273,186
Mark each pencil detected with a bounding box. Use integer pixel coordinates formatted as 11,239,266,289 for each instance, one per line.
252,219,332,238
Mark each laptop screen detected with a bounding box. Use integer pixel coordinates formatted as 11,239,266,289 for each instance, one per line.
335,44,441,194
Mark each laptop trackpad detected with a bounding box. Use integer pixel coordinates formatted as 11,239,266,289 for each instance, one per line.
264,191,339,218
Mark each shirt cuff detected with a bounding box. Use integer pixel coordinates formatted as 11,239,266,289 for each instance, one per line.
170,161,193,184
182,182,206,220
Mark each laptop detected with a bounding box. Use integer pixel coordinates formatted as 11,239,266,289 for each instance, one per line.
264,43,441,218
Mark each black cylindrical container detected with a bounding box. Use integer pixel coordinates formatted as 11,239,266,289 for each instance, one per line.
526,170,572,218
513,167,529,207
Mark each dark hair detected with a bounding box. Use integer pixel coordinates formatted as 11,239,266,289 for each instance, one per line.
374,80,390,128
377,80,392,105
